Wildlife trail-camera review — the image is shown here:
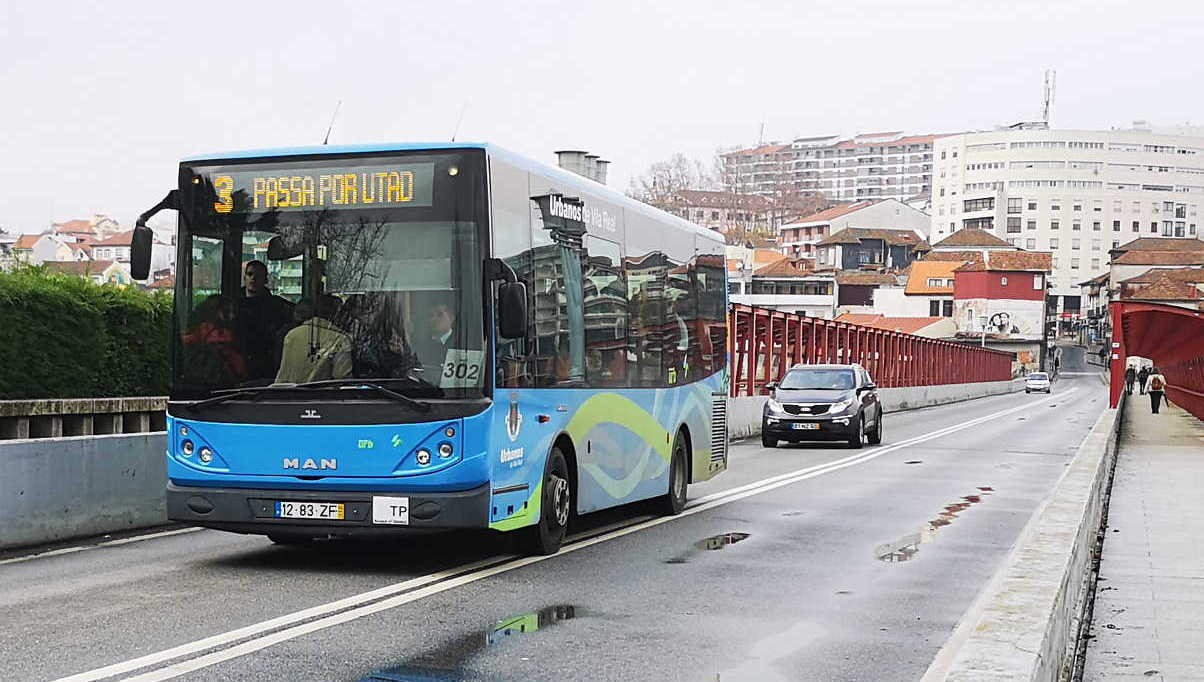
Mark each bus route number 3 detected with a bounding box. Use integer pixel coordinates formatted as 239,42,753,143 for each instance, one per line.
440,349,484,388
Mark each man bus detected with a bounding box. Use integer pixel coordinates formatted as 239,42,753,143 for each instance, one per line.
130,142,729,554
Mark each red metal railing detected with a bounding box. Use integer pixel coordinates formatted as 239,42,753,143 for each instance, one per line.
728,304,1015,397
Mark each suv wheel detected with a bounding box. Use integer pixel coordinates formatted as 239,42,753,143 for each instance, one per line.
867,410,883,445
847,413,864,449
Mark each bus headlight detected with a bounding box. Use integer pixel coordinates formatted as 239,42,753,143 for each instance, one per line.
182,440,194,457
438,442,454,459
416,449,432,466
444,426,455,438
199,447,214,464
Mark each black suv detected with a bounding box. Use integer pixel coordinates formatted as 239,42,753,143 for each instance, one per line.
761,363,883,449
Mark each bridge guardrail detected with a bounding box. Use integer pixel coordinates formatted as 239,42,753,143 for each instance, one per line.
0,397,166,440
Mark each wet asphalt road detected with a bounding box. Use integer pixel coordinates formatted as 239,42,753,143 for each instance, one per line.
1,348,1106,682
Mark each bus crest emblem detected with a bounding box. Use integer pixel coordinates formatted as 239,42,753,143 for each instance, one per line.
506,392,522,442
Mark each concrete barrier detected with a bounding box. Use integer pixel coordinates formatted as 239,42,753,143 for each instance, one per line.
727,378,1027,440
0,397,167,440
0,432,168,550
926,399,1124,681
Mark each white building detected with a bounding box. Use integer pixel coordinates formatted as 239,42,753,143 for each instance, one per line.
930,122,1204,315
724,132,944,203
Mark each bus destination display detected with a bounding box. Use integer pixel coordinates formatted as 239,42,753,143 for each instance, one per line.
209,162,435,214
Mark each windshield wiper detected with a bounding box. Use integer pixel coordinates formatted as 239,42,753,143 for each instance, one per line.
292,379,433,412
188,386,297,410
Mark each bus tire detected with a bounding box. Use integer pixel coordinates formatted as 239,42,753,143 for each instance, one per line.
656,432,689,516
522,447,570,556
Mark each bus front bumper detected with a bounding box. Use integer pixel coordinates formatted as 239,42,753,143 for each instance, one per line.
167,481,491,536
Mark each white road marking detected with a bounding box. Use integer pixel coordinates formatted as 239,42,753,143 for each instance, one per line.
0,527,204,567
55,389,1076,682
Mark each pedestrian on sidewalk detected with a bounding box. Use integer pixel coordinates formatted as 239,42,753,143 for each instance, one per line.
1124,366,1136,395
1137,366,1150,395
1146,368,1167,414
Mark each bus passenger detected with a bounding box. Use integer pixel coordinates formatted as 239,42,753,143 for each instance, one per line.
275,295,352,383
183,295,247,386
236,260,294,381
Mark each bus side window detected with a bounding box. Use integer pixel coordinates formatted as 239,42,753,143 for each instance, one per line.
490,160,534,389
694,236,727,378
583,236,627,388
663,235,694,385
624,212,664,388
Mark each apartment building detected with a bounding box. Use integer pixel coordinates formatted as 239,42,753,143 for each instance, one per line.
930,123,1204,315
778,199,930,260
723,132,942,203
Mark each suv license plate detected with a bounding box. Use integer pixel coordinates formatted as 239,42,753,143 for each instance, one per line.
275,501,345,520
792,423,820,430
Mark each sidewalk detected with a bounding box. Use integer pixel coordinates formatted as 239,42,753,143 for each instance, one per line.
1084,395,1204,680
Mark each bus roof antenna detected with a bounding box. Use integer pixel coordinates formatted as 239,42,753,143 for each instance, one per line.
322,100,342,145
451,101,469,142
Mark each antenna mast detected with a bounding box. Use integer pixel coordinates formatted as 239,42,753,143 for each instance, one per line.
451,102,469,142
1042,70,1056,126
322,100,342,145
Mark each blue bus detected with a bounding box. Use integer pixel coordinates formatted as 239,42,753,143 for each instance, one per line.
130,142,728,554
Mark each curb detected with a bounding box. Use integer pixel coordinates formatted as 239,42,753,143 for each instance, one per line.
925,396,1124,681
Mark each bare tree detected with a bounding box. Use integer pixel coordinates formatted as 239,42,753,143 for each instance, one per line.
626,153,718,210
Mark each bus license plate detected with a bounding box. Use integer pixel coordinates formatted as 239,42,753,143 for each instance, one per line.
274,501,345,520
792,423,820,430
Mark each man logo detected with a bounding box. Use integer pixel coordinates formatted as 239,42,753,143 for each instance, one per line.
506,391,522,442
283,458,337,470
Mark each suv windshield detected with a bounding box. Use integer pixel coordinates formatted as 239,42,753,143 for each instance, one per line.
780,368,855,390
171,152,486,401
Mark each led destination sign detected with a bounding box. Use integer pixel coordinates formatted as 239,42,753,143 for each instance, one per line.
209,162,435,214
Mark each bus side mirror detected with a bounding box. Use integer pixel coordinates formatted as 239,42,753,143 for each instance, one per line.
498,281,527,340
130,224,154,281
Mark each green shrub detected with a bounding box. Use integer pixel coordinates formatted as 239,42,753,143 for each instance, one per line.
0,267,172,399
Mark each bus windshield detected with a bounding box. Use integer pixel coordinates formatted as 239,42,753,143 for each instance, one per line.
172,152,486,401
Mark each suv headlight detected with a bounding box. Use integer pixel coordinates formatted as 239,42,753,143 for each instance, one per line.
829,398,855,414
766,399,784,414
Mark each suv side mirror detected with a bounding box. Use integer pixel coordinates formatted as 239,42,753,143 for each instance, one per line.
497,281,528,340
764,382,777,392
130,224,154,281
858,383,876,393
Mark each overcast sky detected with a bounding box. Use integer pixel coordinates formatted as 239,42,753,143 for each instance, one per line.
2,0,1201,232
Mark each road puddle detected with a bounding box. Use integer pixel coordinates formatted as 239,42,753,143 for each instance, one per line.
697,532,750,550
358,605,577,680
904,460,923,465
666,532,751,564
874,490,992,563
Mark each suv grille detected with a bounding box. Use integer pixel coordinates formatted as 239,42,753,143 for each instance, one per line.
783,404,830,416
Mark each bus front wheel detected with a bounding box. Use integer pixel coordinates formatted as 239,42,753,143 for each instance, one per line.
522,447,571,555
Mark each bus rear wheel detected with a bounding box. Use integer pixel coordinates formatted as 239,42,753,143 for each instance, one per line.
656,432,688,516
522,447,571,556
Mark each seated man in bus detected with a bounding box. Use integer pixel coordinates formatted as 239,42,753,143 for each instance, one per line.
275,295,352,384
412,302,457,377
235,260,294,381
